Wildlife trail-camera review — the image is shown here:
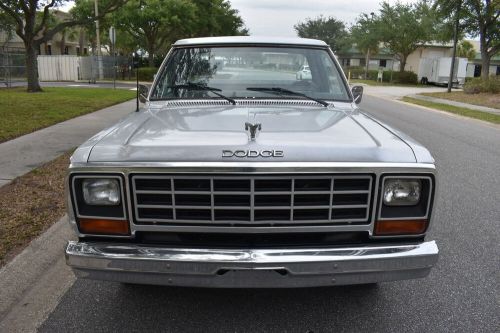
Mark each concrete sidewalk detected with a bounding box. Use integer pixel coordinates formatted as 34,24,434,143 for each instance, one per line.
407,94,500,115
0,99,135,187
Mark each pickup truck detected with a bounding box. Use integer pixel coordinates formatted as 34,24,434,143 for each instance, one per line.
65,36,438,288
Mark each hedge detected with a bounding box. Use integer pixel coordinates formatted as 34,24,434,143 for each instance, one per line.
345,66,418,84
137,67,158,82
464,76,500,94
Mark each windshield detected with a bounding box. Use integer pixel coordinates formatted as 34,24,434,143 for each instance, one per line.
150,46,351,102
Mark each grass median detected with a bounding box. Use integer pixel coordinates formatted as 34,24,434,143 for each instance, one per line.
420,91,500,110
0,87,135,143
402,96,500,125
0,151,71,267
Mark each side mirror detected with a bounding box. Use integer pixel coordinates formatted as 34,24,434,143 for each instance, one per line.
351,85,363,104
139,84,149,103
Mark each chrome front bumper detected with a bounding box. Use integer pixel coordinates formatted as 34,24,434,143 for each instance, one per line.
65,240,438,288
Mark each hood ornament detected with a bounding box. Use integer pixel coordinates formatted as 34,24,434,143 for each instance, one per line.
245,122,261,141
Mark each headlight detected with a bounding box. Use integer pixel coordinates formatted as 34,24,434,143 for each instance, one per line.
383,179,421,206
82,179,121,205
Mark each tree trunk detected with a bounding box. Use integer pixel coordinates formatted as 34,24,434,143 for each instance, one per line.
399,55,407,73
25,42,42,92
480,39,491,80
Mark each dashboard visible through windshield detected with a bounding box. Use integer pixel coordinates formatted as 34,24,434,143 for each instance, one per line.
150,46,351,103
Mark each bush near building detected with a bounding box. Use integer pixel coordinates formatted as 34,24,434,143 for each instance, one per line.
345,66,418,84
464,76,500,94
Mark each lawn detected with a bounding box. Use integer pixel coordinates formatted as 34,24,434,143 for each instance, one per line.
420,91,500,110
402,97,500,125
0,87,135,143
0,151,70,267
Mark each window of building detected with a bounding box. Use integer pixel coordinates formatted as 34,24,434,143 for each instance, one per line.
496,66,500,76
380,59,387,67
64,46,69,55
474,65,481,77
76,47,80,56
83,48,88,55
46,45,52,55
360,58,366,66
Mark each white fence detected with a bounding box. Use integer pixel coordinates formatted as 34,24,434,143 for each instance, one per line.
37,55,131,81
37,55,79,81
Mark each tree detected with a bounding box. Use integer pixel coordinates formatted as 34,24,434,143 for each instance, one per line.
294,16,348,53
457,40,476,60
434,0,499,79
190,0,248,37
350,13,380,78
0,0,126,92
377,1,438,72
110,0,196,67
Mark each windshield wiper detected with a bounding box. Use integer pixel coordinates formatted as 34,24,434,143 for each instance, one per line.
246,87,328,107
168,82,236,105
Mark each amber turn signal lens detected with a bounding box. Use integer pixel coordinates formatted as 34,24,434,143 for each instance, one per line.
375,219,427,236
78,218,130,235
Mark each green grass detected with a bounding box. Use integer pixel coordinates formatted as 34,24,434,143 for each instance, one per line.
349,79,424,87
402,97,500,125
420,91,500,110
0,87,135,143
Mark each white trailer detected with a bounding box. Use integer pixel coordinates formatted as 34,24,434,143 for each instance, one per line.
418,57,468,86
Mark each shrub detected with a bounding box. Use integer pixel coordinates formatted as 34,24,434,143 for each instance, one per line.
392,71,418,84
464,76,500,94
137,67,158,82
482,75,500,94
344,66,378,80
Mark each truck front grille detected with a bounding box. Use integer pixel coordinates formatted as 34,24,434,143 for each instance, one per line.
131,174,373,226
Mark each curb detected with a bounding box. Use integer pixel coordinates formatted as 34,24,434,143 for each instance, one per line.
0,216,75,332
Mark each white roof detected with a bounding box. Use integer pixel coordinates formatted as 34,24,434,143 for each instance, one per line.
173,36,328,47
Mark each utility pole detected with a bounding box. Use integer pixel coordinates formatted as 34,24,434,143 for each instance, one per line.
448,1,461,93
94,0,103,80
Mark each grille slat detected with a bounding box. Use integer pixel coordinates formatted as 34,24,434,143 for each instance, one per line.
132,175,373,226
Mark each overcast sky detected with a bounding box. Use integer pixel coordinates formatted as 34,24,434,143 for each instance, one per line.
60,0,418,37
229,0,418,37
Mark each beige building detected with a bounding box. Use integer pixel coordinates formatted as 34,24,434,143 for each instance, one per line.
339,40,500,78
0,10,89,56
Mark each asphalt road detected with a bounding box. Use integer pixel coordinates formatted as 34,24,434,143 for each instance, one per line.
38,95,499,333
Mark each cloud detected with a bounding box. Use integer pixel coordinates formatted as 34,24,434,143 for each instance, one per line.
230,0,418,37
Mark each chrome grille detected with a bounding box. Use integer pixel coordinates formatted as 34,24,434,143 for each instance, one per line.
131,175,373,226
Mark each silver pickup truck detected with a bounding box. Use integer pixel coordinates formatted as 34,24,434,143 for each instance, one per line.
65,36,438,288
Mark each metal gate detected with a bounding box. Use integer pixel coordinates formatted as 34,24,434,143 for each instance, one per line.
0,47,26,87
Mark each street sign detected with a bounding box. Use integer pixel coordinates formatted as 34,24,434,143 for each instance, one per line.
109,26,116,45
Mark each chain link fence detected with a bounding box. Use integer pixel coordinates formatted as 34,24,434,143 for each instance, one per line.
0,46,26,87
78,55,134,82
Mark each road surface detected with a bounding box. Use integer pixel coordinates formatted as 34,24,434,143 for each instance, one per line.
18,95,500,332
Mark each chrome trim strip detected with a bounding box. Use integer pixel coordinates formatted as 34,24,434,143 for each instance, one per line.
71,162,436,170
65,240,439,287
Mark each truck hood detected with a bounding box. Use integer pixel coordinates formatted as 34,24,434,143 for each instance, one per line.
86,102,418,163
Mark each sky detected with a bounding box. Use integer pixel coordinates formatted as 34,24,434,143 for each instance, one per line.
229,0,418,37
60,0,419,37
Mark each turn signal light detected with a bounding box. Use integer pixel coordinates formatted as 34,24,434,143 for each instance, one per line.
78,218,130,235
374,219,427,236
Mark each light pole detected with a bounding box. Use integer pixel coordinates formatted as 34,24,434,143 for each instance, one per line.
94,0,103,80
364,12,375,80
447,1,462,93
